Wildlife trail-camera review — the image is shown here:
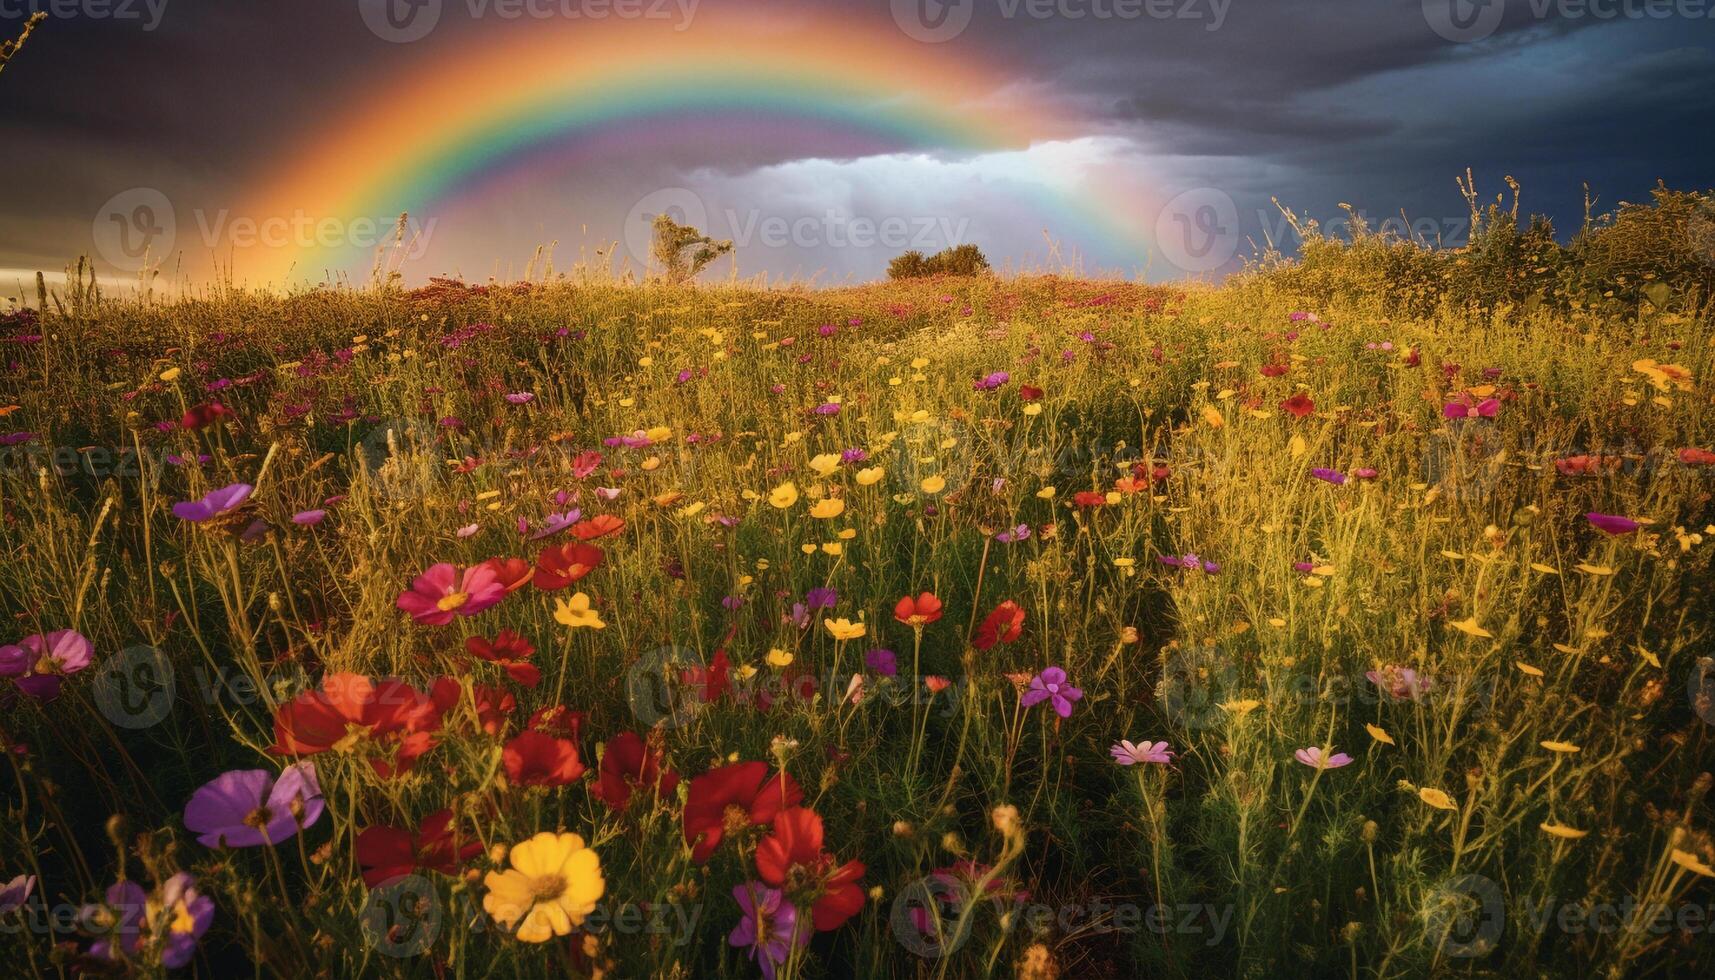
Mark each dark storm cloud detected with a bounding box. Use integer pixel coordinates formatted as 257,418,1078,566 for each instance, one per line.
1,0,1711,277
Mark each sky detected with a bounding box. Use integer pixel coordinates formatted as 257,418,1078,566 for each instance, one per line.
0,0,1711,290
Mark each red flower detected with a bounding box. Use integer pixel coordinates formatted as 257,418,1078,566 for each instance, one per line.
502,730,585,787
481,557,536,594
1019,384,1044,401
1281,392,1315,418
429,677,516,736
1071,491,1107,508
355,809,482,887
569,450,603,479
526,704,585,741
1554,454,1621,477
572,514,626,540
593,732,680,810
1678,448,1715,466
683,762,803,863
973,601,1025,651
533,541,604,590
180,401,233,430
893,592,943,627
269,673,441,777
755,807,867,932
465,629,540,687
1260,362,1289,378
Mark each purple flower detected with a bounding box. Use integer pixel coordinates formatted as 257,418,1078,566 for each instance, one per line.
528,510,582,541
805,587,839,610
1020,666,1082,718
0,874,35,914
0,431,36,447
1310,468,1346,486
1585,512,1640,536
1352,468,1378,480
728,882,806,980
973,371,1011,392
839,448,869,464
85,873,214,969
504,392,534,405
996,524,1031,544
865,649,898,677
171,483,253,522
291,509,327,526
1,629,93,701
722,595,746,611
1158,553,1218,574
1294,747,1353,770
1110,740,1173,765
183,762,324,848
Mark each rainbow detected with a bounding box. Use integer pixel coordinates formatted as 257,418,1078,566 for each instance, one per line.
240,9,1157,283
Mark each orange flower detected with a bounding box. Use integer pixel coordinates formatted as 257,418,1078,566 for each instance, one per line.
893,592,943,627
533,542,604,591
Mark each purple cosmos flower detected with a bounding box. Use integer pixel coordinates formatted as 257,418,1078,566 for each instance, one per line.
1294,747,1353,770
1352,468,1378,480
0,874,35,915
291,509,327,526
813,402,841,416
455,523,480,539
1585,512,1640,535
728,883,806,980
1158,553,1219,574
996,524,1031,544
1020,667,1082,718
722,595,746,611
594,487,621,501
865,649,898,677
504,392,534,405
1110,740,1173,765
1311,468,1346,486
1293,561,1316,573
183,762,324,848
85,873,214,969
171,483,253,522
786,603,810,630
528,510,582,541
1443,395,1499,420
1,629,93,700
840,447,869,464
805,587,839,610
0,431,36,447
973,371,1011,392
1367,666,1432,702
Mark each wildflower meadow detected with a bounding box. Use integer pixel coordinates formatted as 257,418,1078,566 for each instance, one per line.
3,207,1715,977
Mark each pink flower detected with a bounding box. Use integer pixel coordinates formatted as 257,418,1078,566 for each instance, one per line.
395,563,506,626
1110,740,1173,765
1585,513,1639,536
1366,666,1431,702
1,629,93,700
1443,394,1499,420
1294,746,1353,769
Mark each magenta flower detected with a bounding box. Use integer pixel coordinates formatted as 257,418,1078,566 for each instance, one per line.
1159,553,1219,574
504,392,534,405
1443,394,1499,420
171,483,252,522
728,882,806,980
1294,746,1353,769
1111,740,1173,765
996,524,1032,543
973,371,1011,391
1310,468,1346,486
1367,666,1432,702
528,510,581,541
1585,512,1640,535
183,762,324,848
1020,666,1083,718
1,629,93,700
1353,468,1378,480
291,509,327,526
395,562,506,625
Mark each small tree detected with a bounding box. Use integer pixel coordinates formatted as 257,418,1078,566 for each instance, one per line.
651,213,733,285
887,250,930,280
887,244,991,279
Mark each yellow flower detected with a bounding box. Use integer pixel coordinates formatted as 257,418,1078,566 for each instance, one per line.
158,367,182,382
1540,823,1588,840
821,542,843,556
1418,788,1457,811
809,498,845,519
856,467,885,486
1449,617,1492,639
823,617,866,641
768,482,799,509
1022,403,1042,416
483,831,605,943
1036,486,1056,500
1200,405,1225,429
766,648,794,668
808,454,841,477
1365,724,1393,745
553,593,606,630
920,475,946,494
1540,740,1581,754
